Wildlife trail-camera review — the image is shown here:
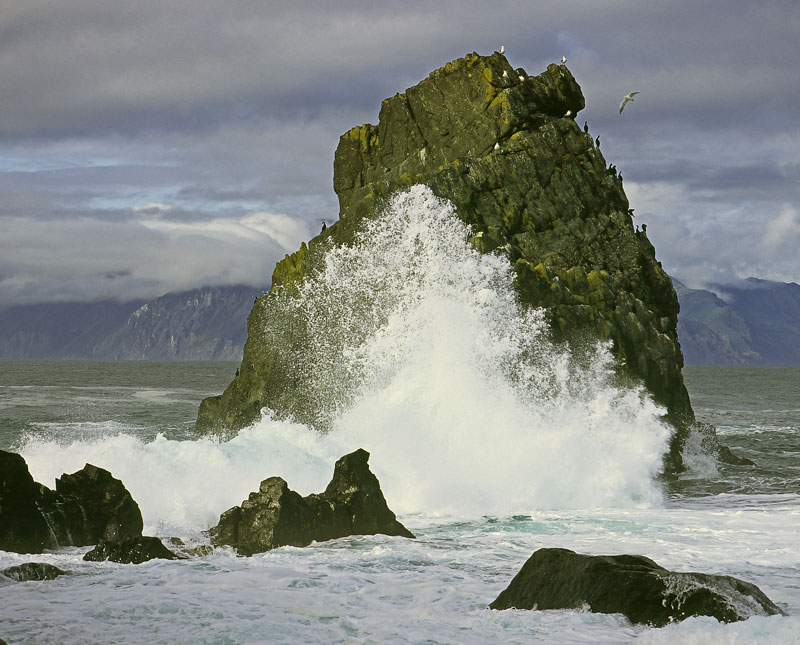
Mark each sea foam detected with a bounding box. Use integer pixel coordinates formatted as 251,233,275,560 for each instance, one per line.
21,186,671,530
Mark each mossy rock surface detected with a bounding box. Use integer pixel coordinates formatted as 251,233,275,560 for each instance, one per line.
196,52,695,470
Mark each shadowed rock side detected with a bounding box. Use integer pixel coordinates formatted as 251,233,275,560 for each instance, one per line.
83,536,179,564
489,548,785,626
0,450,143,553
0,451,53,554
208,449,414,555
197,52,697,470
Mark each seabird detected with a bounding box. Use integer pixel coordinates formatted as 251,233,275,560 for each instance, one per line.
595,136,600,147
564,110,572,117
494,142,500,151
561,55,567,64
583,121,589,133
619,91,640,114
503,70,509,79
518,75,525,82
500,45,505,54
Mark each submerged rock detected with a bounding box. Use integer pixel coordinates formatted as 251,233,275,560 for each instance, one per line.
0,450,54,553
0,451,143,553
1,562,70,581
489,548,785,626
37,463,143,547
83,536,179,564
196,51,714,471
208,449,414,555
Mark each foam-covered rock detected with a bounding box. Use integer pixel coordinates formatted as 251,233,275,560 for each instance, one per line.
208,449,414,555
489,548,785,626
1,562,70,581
196,51,709,471
83,536,179,564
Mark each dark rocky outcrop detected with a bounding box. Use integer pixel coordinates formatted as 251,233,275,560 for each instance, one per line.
489,548,785,626
0,451,143,553
1,562,70,581
208,448,413,555
83,536,179,564
37,463,143,547
196,52,701,471
0,451,54,554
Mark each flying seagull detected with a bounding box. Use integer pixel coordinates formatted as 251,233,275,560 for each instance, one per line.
619,91,640,114
561,55,567,64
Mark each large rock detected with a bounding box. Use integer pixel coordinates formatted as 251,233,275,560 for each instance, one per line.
208,449,414,555
0,452,143,553
196,52,702,471
489,548,785,626
83,536,179,564
37,463,143,547
0,450,55,553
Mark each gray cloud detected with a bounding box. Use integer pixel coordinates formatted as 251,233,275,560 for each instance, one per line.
1,0,798,305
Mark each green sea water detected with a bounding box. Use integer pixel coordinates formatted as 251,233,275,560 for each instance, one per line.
0,360,238,449
1,361,798,644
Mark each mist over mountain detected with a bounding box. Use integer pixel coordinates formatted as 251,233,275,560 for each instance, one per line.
675,278,800,365
0,285,262,361
1,278,797,365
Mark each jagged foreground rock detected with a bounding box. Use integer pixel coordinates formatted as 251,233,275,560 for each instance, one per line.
83,536,179,564
208,449,414,555
197,51,717,469
489,548,785,626
0,450,143,553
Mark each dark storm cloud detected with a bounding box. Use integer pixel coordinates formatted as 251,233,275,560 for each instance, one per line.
0,0,798,304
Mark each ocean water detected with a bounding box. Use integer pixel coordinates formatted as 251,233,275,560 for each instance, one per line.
1,187,798,644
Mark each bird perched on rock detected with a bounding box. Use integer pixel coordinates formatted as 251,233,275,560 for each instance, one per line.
494,142,500,151
518,75,525,82
500,45,505,54
619,91,640,114
503,70,508,79
561,55,567,64
584,121,589,133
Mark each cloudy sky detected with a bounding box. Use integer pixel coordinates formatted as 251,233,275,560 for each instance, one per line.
1,0,798,306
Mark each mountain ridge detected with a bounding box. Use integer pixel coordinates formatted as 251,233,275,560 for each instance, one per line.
0,285,262,361
675,278,800,364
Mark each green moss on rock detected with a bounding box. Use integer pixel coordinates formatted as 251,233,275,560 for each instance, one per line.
196,52,696,471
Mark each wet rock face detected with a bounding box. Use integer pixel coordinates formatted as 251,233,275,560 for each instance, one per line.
1,562,70,581
37,463,144,547
83,536,179,564
197,52,694,469
208,449,414,555
0,450,53,553
0,452,143,553
489,548,785,626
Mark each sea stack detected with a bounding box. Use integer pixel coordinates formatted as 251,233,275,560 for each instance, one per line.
196,51,700,471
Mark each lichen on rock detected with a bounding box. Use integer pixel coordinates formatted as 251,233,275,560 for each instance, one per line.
196,51,700,471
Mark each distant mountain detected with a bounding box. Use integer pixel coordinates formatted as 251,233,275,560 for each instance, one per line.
4,279,797,365
0,285,263,361
675,278,800,365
